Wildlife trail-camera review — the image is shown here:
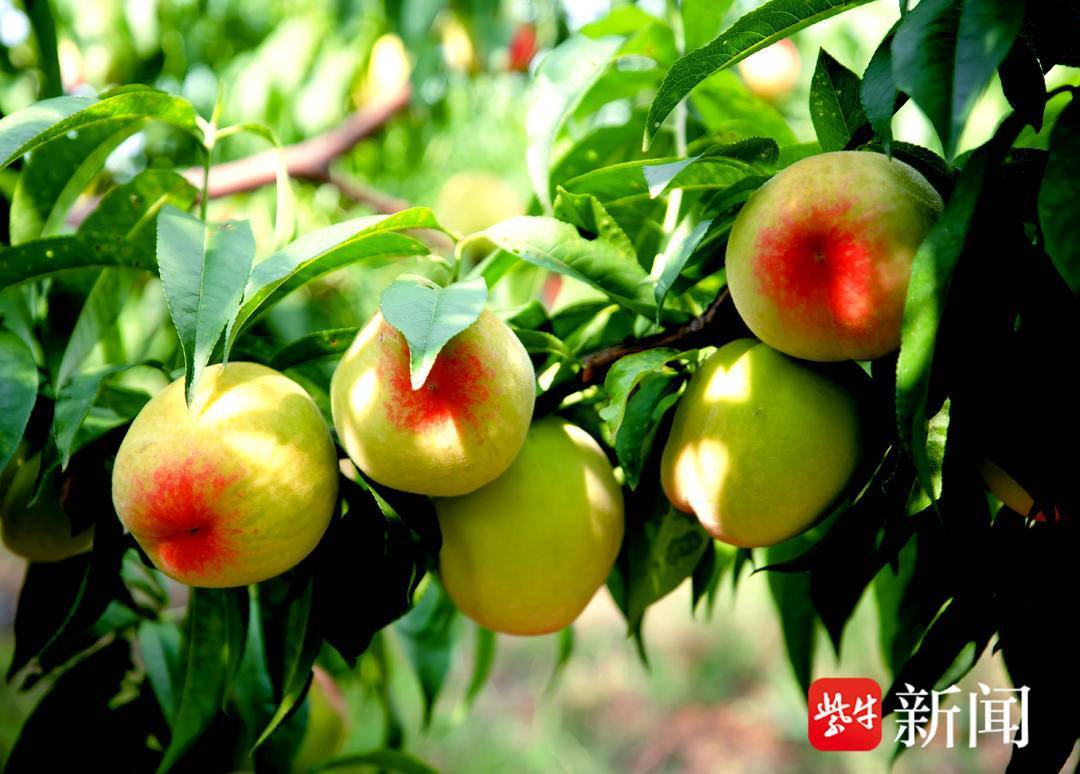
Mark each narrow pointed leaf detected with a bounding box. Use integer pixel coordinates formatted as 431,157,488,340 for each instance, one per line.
156,206,255,404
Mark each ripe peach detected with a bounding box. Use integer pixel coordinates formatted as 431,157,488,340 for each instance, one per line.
111,363,338,587
330,310,535,497
726,151,943,361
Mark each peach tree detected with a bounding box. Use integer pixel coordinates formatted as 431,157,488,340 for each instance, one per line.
0,0,1077,770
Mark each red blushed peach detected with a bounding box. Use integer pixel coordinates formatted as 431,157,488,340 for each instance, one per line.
111,363,338,587
330,310,535,497
726,151,943,362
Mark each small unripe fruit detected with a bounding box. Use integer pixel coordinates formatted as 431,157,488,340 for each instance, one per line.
2,453,94,562
726,151,943,361
661,339,861,547
331,310,535,497
435,418,625,635
112,363,338,587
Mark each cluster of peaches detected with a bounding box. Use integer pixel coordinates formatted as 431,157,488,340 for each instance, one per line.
6,151,1038,636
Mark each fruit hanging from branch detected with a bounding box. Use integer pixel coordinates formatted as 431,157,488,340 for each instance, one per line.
331,309,535,497
111,363,339,587
661,339,861,547
435,417,625,636
1,453,94,562
726,151,943,362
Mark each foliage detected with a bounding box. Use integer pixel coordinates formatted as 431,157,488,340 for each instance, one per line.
1,0,1077,770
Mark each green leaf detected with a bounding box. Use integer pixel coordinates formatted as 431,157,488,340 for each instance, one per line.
52,364,138,469
5,640,147,771
156,206,255,404
809,49,866,152
896,149,987,501
766,534,819,695
998,36,1046,133
10,120,143,244
0,330,37,472
641,138,779,198
682,0,736,53
139,619,183,727
598,348,682,436
396,576,459,726
689,70,797,146
316,478,438,663
477,216,655,317
81,169,199,254
614,373,682,490
644,0,873,148
228,209,437,348
315,749,438,774
616,506,710,636
0,96,96,166
463,625,497,709
270,327,359,370
0,88,200,169
891,0,1022,158
0,233,155,290
380,276,488,389
527,34,623,210
255,574,323,749
56,270,139,387
1038,95,1080,294
553,187,636,259
691,540,737,617
653,217,715,315
550,116,656,191
860,24,902,154
548,625,575,691
511,327,576,362
158,588,248,773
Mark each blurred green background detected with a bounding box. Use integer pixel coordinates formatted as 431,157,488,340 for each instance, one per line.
2,0,1077,770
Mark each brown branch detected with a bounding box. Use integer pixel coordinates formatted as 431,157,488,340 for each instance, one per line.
179,86,412,198
536,289,748,414
68,86,412,227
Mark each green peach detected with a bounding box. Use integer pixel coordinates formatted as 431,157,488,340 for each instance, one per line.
2,453,94,562
661,339,861,547
435,418,625,636
111,363,338,587
330,310,535,497
726,151,943,361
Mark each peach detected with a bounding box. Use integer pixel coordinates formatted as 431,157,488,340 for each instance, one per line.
111,363,338,587
330,310,535,497
726,151,943,361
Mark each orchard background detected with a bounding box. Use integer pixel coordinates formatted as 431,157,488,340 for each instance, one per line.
0,0,1077,772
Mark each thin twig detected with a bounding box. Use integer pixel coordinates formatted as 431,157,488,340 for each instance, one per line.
67,87,412,228
179,87,412,197
536,289,747,414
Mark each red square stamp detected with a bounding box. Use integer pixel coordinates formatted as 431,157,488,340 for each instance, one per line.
808,677,883,751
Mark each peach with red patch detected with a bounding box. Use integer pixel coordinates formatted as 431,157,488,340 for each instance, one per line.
377,322,493,433
112,362,339,588
726,151,943,362
126,456,241,580
331,309,536,497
